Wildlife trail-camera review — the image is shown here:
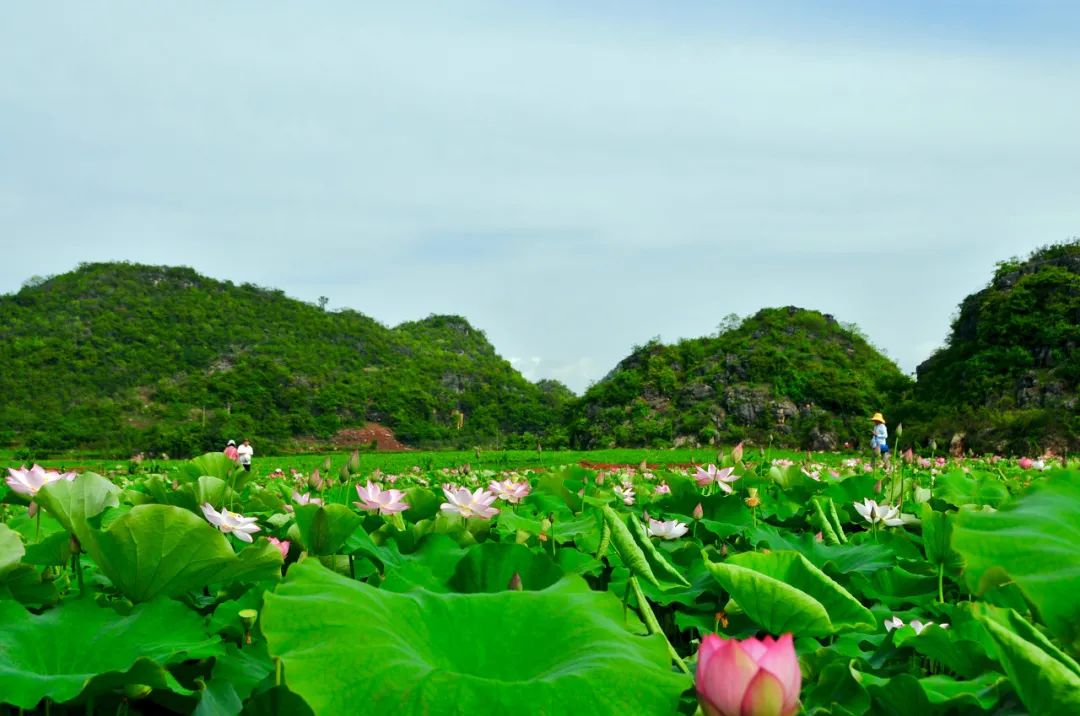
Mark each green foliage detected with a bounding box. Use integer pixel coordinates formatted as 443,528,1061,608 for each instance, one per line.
570,306,911,449
703,550,875,636
261,560,688,715
905,239,1080,452
0,597,221,710
952,472,1080,650
0,263,574,456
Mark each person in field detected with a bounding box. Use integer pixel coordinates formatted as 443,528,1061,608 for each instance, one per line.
237,439,254,472
223,440,239,461
870,413,890,465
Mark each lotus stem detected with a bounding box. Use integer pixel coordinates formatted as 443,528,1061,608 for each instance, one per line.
629,576,690,675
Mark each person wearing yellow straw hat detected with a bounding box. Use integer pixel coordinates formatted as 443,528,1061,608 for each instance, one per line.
870,413,890,464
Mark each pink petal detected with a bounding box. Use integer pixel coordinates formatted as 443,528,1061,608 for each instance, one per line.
740,637,769,662
757,634,800,713
698,640,760,716
740,668,787,716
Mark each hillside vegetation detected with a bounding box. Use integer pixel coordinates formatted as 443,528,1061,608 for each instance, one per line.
569,307,912,450
0,263,571,456
897,240,1080,453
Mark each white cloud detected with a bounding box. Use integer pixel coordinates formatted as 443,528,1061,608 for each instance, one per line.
1,2,1077,393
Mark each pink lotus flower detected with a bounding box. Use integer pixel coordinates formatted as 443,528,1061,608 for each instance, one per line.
440,485,499,519
488,479,531,504
201,503,261,543
354,481,409,515
267,537,290,559
1018,457,1034,470
695,464,740,493
647,517,688,540
292,491,323,506
654,483,671,496
5,464,76,497
696,633,801,716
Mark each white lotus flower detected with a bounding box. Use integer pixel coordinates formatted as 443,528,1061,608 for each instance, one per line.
5,464,76,497
853,498,904,527
647,518,688,540
440,485,499,519
201,503,261,542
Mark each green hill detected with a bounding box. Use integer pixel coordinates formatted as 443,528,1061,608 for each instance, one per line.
899,240,1080,453
568,307,912,450
0,263,572,457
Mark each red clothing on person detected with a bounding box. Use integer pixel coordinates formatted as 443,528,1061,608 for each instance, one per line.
224,445,239,461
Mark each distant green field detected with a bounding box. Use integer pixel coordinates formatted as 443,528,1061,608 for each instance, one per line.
0,446,812,478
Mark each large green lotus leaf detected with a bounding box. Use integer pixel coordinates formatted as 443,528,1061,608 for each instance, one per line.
35,471,121,540
0,563,58,607
262,560,688,715
802,660,870,715
952,473,1080,647
937,470,1009,508
919,504,962,573
194,643,274,716
747,525,894,575
703,551,874,637
917,673,1009,711
179,452,252,491
20,529,73,567
292,503,362,556
143,474,232,512
0,523,23,579
377,534,467,592
447,542,565,593
88,504,282,602
0,597,222,709
975,606,1080,714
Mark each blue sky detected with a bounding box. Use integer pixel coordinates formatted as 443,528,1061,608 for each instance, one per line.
2,2,1078,393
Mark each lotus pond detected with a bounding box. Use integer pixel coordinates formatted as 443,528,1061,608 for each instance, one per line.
1,449,1077,715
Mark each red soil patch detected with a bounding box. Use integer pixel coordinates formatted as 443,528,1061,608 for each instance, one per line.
331,423,410,451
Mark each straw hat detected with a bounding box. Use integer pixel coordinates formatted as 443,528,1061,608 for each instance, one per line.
870,413,885,424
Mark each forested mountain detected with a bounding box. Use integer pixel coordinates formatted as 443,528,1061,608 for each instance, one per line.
0,263,571,456
896,240,1080,453
569,307,912,450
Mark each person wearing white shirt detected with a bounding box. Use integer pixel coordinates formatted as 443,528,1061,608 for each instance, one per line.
237,439,254,472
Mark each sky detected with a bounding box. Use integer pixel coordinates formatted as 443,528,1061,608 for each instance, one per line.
2,2,1079,393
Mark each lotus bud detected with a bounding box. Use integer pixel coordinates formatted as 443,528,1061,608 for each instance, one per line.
239,608,259,645
338,464,351,485
717,450,725,465
124,684,153,700
695,633,801,716
929,439,937,452
508,572,523,591
321,457,332,472
693,503,704,521
639,459,648,473
896,423,903,438
732,442,744,463
308,469,322,491
347,449,361,475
